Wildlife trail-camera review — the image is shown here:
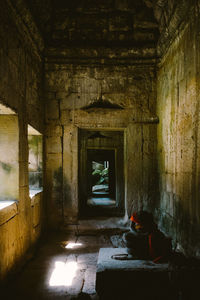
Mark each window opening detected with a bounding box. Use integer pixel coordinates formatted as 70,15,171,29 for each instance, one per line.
28,125,43,198
0,103,19,208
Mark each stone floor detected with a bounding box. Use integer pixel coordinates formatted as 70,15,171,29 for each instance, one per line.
1,218,127,300
87,197,116,207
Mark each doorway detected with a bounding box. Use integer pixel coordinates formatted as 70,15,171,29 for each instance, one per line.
79,129,124,217
87,149,116,208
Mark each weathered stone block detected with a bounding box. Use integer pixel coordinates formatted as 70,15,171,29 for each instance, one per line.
96,248,171,299
46,99,59,120
46,136,62,154
45,124,62,137
60,110,72,125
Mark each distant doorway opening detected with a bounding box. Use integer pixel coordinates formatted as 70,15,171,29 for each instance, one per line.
78,129,124,218
87,149,116,208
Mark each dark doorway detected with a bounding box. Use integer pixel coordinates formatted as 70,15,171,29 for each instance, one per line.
78,129,124,218
87,149,116,208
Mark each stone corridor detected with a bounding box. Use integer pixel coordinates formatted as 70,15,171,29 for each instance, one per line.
1,0,200,297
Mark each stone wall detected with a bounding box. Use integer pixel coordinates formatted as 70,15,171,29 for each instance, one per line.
0,0,45,280
157,3,200,256
45,62,158,226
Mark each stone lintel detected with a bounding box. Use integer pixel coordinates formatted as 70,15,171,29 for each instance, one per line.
60,109,159,127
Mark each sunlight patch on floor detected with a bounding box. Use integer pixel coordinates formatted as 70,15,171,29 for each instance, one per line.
65,242,83,249
49,261,78,286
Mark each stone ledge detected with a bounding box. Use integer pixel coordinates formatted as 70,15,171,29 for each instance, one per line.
30,192,43,228
30,190,43,203
96,248,170,299
0,201,18,226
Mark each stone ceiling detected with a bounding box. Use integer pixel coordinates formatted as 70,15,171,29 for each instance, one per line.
25,0,159,47
24,0,193,58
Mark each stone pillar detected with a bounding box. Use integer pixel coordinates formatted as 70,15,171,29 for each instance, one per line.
63,124,78,223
